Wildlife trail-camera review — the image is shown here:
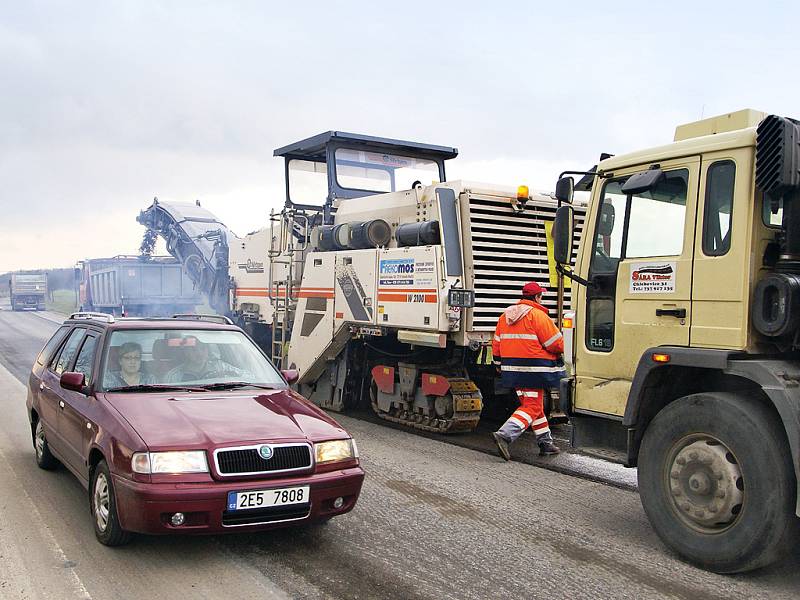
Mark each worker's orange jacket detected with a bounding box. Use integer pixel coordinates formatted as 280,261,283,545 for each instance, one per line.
492,299,565,388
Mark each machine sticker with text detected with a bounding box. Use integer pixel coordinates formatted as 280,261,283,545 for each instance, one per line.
414,261,434,286
379,258,415,286
630,262,676,294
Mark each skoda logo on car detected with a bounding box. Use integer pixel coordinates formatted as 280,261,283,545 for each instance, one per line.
259,445,274,460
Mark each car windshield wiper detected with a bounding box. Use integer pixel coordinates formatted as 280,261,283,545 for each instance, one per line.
105,384,207,393
197,381,279,391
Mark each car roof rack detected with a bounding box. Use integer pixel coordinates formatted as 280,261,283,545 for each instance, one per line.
69,311,115,323
171,313,233,325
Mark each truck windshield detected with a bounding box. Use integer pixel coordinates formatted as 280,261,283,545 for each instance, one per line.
101,329,286,391
334,149,439,193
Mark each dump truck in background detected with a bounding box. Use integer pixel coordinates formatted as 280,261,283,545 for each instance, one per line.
139,131,585,431
76,255,203,317
9,273,47,311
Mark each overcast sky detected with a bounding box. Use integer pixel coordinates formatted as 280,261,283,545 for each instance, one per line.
1,1,798,272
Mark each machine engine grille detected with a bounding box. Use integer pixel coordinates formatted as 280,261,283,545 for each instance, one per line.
466,194,586,331
215,444,312,475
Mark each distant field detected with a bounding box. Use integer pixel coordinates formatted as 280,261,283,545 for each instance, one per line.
47,289,77,315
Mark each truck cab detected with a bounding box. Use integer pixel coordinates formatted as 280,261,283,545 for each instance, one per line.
552,109,800,573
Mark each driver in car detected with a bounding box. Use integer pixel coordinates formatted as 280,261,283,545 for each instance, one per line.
165,336,248,383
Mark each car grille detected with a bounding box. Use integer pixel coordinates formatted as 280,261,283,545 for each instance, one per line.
222,504,311,526
215,444,312,476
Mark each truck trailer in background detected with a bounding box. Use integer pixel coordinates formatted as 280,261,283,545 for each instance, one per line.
9,273,47,311
76,255,203,317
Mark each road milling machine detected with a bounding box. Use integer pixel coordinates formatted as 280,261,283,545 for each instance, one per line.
551,109,800,573
139,131,585,432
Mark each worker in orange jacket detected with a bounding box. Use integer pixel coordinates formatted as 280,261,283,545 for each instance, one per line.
491,281,564,459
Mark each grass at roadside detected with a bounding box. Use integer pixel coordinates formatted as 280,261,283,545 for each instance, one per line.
47,289,78,315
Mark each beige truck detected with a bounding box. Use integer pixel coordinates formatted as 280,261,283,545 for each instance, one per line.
552,109,800,572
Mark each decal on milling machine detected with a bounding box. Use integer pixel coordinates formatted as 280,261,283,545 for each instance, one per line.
236,259,265,274
336,265,373,321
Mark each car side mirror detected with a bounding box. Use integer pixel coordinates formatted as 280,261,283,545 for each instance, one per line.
281,369,299,385
60,371,88,394
553,205,574,265
555,176,574,204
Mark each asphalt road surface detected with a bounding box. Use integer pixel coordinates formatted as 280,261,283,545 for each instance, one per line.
1,304,799,599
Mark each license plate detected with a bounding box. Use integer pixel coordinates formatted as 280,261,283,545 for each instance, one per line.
227,486,310,511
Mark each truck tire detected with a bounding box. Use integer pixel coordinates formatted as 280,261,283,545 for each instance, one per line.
638,392,797,573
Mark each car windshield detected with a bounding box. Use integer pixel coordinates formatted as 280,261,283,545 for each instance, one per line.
100,329,285,391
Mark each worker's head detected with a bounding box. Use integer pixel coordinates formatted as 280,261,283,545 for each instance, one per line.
522,281,545,303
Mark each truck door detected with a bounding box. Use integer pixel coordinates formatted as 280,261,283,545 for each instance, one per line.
574,157,700,416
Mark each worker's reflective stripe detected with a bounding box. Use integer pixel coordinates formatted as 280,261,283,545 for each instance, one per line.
533,424,551,434
543,332,563,348
499,333,539,340
531,416,548,427
509,415,529,429
502,365,564,373
493,334,501,342
512,410,533,425
518,390,540,398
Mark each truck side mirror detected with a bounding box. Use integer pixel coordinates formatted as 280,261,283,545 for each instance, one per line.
553,205,574,265
598,203,616,236
555,177,575,204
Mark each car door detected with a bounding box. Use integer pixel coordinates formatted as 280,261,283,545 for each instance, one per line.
40,327,87,457
59,330,100,481
29,325,70,422
573,156,700,416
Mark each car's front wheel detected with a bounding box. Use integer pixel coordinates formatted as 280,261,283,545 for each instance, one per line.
90,460,132,546
33,419,59,470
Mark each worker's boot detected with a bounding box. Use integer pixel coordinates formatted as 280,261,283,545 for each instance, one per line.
538,440,561,456
536,431,560,456
492,432,511,461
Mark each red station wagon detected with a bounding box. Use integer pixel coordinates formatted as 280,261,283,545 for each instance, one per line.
26,313,364,545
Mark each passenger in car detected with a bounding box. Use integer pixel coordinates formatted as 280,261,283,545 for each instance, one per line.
105,342,156,388
164,336,248,383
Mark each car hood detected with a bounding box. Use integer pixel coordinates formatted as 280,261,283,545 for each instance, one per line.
102,389,348,449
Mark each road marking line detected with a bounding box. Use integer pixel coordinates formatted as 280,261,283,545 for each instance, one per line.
0,360,93,599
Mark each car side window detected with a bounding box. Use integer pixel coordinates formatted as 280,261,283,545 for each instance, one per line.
36,326,70,366
73,334,99,384
52,328,86,375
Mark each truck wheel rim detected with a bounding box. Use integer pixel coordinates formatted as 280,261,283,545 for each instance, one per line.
35,421,45,459
94,473,110,532
665,435,744,534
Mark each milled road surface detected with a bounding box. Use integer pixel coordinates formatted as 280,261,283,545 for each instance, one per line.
0,304,798,598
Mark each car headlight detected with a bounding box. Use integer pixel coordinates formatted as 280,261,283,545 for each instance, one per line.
131,451,209,474
314,439,357,464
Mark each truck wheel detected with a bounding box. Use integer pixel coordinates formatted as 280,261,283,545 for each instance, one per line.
638,392,797,573
90,460,132,546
